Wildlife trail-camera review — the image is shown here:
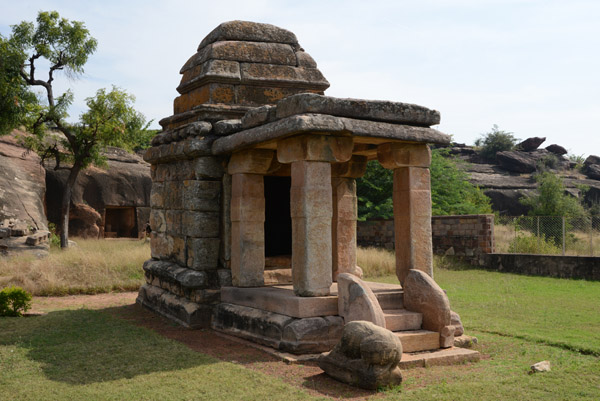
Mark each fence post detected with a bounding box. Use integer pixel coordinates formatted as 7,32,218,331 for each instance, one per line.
591,219,594,257
562,216,566,256
537,216,540,253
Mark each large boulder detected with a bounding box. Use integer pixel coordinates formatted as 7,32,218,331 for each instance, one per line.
545,144,568,156
318,321,403,390
585,164,600,180
496,151,538,173
69,203,102,238
517,137,545,151
0,132,47,231
337,273,386,328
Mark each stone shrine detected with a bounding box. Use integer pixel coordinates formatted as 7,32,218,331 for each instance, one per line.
138,21,479,366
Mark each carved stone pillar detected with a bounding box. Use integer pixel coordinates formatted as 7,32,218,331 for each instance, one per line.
228,149,274,287
277,135,353,296
331,155,367,280
377,143,432,286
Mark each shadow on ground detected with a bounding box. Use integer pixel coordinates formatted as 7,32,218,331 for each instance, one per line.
0,307,215,385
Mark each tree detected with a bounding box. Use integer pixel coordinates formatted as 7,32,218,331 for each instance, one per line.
430,149,492,215
0,11,148,248
474,124,518,162
356,149,492,219
520,172,587,218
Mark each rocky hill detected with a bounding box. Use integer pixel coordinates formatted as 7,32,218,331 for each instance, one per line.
444,137,600,215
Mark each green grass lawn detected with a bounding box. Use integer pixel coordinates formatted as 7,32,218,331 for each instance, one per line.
0,309,318,401
1,264,599,400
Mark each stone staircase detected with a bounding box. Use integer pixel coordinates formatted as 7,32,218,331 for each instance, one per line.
374,289,440,353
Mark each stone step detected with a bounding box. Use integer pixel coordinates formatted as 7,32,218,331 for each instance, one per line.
383,309,422,331
395,330,440,353
374,290,403,310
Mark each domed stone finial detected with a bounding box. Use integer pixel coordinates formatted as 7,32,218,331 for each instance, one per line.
161,21,329,130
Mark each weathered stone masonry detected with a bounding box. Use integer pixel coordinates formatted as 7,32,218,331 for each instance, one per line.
137,21,478,365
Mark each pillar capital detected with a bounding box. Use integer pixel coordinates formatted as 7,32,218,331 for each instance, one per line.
377,142,431,170
228,149,275,175
331,155,368,178
277,134,353,164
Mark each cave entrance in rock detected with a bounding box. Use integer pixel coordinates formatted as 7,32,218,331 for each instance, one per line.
264,175,292,269
104,206,138,238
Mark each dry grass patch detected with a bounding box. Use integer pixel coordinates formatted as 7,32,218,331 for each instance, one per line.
0,239,149,296
357,246,396,277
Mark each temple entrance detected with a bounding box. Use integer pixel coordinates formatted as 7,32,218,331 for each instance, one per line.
104,206,138,238
264,175,292,256
264,176,292,279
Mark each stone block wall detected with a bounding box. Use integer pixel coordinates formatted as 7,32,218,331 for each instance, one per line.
357,214,495,258
482,254,600,281
431,215,494,257
138,127,233,328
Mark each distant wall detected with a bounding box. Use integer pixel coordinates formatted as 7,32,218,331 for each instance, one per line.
482,253,600,281
357,214,494,259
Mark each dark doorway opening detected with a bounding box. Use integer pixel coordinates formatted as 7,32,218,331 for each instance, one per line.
104,207,138,238
264,176,292,257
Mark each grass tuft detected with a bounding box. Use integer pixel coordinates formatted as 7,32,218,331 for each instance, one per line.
0,239,149,296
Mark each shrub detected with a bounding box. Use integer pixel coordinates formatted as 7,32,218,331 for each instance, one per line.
507,234,562,255
0,286,32,317
47,223,61,248
474,125,519,161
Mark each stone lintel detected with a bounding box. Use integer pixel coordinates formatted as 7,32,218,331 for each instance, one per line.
276,93,440,127
377,142,431,169
228,149,275,174
212,114,450,155
220,286,338,318
331,155,368,178
277,134,353,164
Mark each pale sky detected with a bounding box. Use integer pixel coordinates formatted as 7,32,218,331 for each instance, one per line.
2,0,599,157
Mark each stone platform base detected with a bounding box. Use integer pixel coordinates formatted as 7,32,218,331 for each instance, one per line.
137,284,214,328
220,281,404,318
212,302,344,354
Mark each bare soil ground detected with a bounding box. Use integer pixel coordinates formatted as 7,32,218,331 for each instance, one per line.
31,292,380,399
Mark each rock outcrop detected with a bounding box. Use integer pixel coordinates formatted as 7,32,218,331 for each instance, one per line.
0,133,48,231
45,146,151,238
443,139,600,215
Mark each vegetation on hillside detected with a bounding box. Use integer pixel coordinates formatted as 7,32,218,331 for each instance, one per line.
474,124,519,161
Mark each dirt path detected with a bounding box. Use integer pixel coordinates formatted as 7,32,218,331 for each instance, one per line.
31,292,379,400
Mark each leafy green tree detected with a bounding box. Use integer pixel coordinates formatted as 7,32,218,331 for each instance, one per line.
0,11,149,248
357,161,394,220
357,149,492,219
430,149,492,215
520,172,587,218
474,124,518,161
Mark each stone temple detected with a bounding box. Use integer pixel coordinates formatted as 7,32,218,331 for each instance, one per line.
138,21,479,365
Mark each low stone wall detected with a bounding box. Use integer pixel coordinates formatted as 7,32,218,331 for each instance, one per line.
357,215,494,259
356,219,395,250
482,253,600,281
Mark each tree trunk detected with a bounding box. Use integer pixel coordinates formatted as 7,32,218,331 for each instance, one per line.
60,163,82,249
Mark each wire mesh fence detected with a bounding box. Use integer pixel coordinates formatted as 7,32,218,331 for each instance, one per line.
494,216,600,256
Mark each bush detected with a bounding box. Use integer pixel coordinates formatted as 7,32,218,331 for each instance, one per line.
507,234,562,255
474,125,519,161
0,286,32,317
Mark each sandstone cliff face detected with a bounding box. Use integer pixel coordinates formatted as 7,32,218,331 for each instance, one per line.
0,133,47,231
45,146,152,238
446,141,600,215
